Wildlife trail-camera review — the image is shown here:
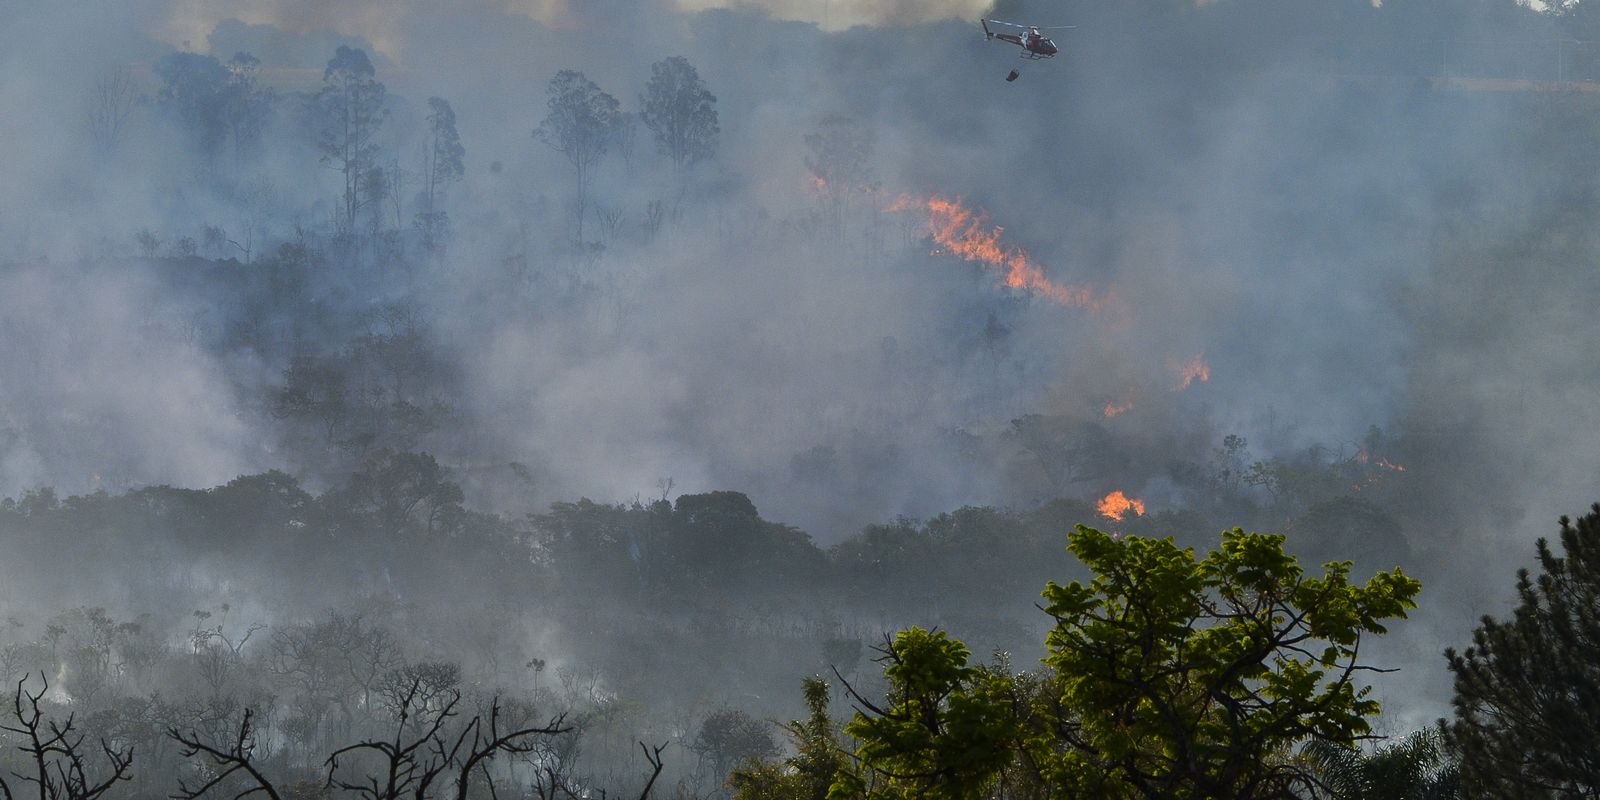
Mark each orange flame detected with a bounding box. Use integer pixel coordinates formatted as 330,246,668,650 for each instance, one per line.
1104,399,1135,418
1097,490,1146,521
1355,450,1406,472
889,194,1102,309
807,175,829,194
1173,356,1210,391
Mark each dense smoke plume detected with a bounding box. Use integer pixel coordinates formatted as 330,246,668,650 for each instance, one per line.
3,0,1600,750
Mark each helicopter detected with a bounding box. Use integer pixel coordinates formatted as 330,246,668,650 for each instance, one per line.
981,19,1073,81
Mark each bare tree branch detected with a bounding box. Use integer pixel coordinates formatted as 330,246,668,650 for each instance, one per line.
168,708,281,800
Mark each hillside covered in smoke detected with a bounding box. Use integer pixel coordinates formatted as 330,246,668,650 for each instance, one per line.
4,0,1600,795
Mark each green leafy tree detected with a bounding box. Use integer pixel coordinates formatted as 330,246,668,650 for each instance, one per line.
1441,503,1600,799
1037,526,1419,798
1301,730,1459,800
731,678,848,800
832,525,1421,800
831,629,1019,800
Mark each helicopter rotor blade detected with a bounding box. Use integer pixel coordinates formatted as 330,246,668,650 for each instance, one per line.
983,19,1030,28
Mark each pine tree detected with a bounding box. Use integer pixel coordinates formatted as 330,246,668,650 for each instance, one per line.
1442,504,1600,798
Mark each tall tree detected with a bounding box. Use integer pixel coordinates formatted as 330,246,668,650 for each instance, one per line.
803,115,874,223
155,52,231,157
87,67,136,157
535,70,622,242
316,46,388,235
1442,504,1600,798
416,97,465,255
154,51,271,168
340,450,464,538
272,356,350,443
220,52,273,165
730,678,846,800
829,525,1422,800
639,56,719,172
803,115,873,191
691,709,779,785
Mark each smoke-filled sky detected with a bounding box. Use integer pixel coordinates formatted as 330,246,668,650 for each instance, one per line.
5,0,1600,726
152,0,996,47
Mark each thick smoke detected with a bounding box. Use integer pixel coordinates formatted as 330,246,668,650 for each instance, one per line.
3,0,1599,733
0,262,270,493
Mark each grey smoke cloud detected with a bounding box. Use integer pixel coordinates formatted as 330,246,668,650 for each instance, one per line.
0,0,1569,522
0,262,272,498
2,0,1598,727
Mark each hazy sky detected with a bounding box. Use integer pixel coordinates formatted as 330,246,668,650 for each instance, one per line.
4,0,1600,740
3,0,1592,576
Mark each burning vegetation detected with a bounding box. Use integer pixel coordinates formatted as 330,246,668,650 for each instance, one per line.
8,1,1600,797
1097,490,1147,521
1173,355,1211,391
888,194,1104,309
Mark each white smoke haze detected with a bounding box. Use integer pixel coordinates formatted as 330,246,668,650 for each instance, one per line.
0,262,273,497
2,0,1599,763
673,0,992,31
